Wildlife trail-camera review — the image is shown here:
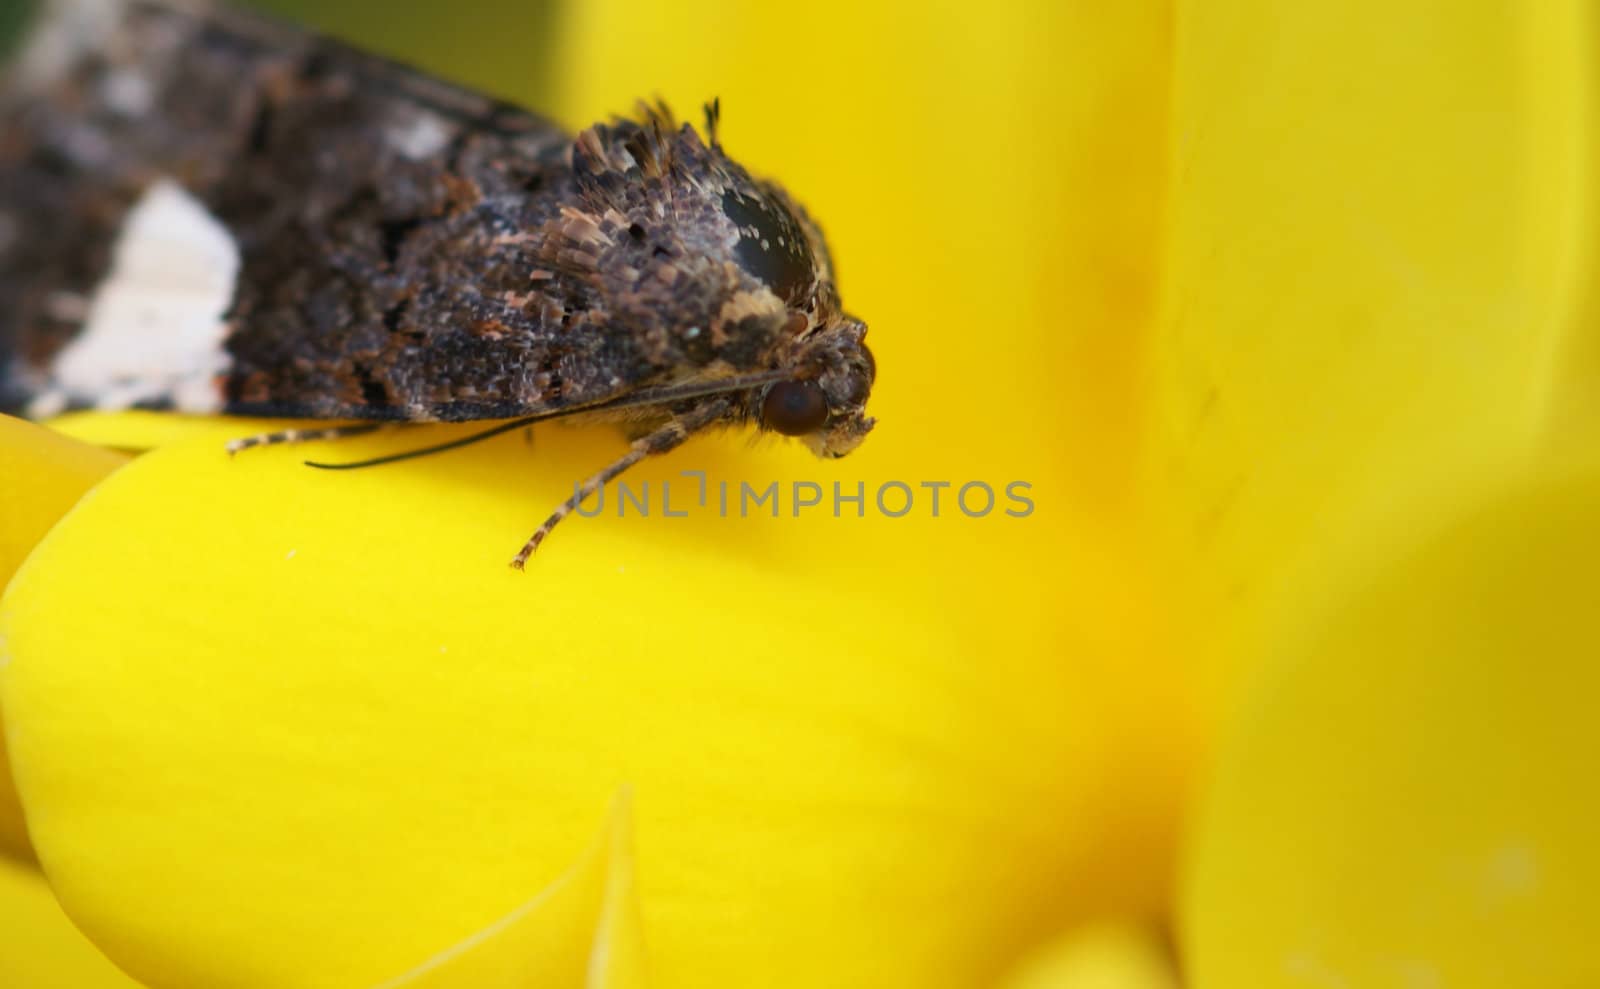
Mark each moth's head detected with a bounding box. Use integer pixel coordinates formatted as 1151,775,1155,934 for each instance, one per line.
756,319,875,458
687,104,874,457
709,148,876,457
566,102,875,455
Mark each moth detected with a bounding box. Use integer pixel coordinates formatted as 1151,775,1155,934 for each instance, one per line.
0,0,876,566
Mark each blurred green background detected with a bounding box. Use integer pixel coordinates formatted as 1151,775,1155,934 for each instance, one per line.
0,1,30,59
3,0,564,109
252,0,563,107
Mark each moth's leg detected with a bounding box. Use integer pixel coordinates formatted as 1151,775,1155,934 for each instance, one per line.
225,423,391,456
512,399,730,568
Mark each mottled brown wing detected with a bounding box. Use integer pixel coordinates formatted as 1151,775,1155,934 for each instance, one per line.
0,0,649,422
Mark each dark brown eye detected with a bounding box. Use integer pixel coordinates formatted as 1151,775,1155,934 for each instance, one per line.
762,380,829,436
843,371,870,406
843,344,875,405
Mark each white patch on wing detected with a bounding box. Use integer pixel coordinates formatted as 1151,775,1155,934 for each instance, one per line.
39,178,238,415
100,67,155,116
387,109,452,160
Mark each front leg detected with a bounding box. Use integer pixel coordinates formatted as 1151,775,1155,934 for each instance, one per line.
225,423,394,455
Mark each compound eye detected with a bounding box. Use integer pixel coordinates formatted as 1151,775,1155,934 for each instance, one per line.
843,370,871,407
762,380,829,436
843,345,875,405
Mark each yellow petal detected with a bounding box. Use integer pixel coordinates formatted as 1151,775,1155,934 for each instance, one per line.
43,410,251,452
373,789,644,989
1,421,1130,988
0,415,127,862
1145,0,1600,701
998,922,1178,989
0,414,127,588
1183,458,1600,987
0,856,144,987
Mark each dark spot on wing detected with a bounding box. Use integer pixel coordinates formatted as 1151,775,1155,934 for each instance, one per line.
246,99,275,154
720,188,815,306
382,296,411,334
379,216,423,265
353,362,390,407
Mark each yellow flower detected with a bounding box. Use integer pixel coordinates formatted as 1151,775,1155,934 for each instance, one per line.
0,852,143,988
1,0,1595,986
1183,459,1600,988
